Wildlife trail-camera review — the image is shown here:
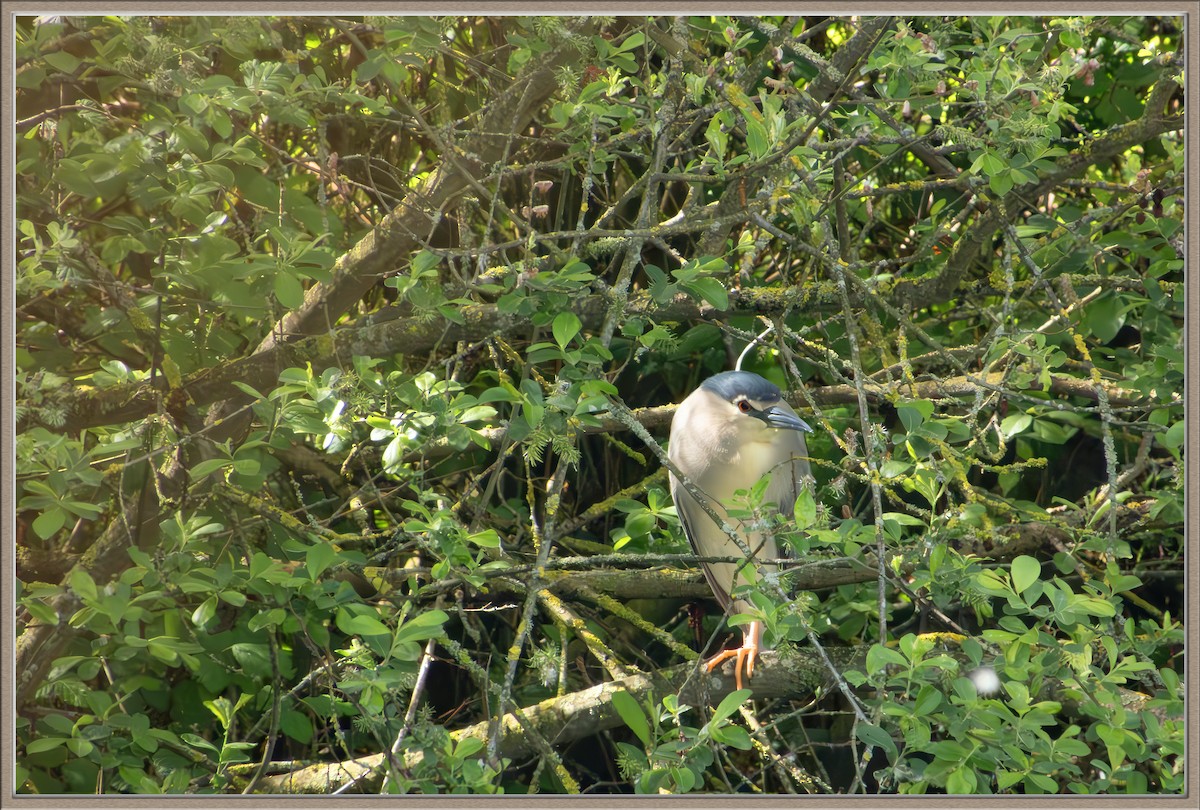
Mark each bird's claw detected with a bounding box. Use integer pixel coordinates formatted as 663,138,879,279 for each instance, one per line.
703,640,759,691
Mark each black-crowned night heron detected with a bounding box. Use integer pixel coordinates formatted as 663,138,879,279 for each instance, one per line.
668,371,812,690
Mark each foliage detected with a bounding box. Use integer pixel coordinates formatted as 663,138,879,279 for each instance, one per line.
14,13,1185,796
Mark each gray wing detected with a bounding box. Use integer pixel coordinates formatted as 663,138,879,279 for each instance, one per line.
764,427,811,567
669,470,734,613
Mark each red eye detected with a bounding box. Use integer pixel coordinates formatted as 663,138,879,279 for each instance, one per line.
737,400,752,413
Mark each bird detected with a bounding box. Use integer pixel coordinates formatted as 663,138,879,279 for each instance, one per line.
667,370,812,691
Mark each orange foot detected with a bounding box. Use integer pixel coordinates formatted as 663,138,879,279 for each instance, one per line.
703,620,763,691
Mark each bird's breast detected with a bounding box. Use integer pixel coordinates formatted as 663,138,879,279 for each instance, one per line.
696,439,788,501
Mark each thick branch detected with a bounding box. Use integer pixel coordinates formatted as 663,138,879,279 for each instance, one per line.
241,645,851,794
241,620,1156,795
377,504,1161,606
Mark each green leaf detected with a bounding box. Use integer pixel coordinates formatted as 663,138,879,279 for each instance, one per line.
881,511,926,527
44,51,82,73
615,30,645,51
148,641,180,665
248,608,286,631
32,508,67,540
914,684,942,715
218,741,255,764
232,458,260,476
866,643,906,674
1000,412,1033,439
411,249,439,276
792,489,817,529
897,402,933,432
1084,293,1127,343
65,738,95,758
191,595,217,628
393,608,449,645
681,277,729,310
274,271,304,309
928,542,947,575
477,385,521,404
190,457,234,480
25,737,67,754
717,725,753,750
64,500,103,519
997,769,1025,790
182,733,222,757
1011,554,1040,595
455,736,485,759
946,765,977,794
458,405,497,424
68,568,98,603
552,312,582,348
466,530,501,548
207,108,233,139
231,381,267,399
355,52,384,82
25,599,59,626
711,688,751,723
612,690,651,747
229,643,272,678
306,541,337,580
438,302,465,325
1107,573,1143,593
745,117,769,159
974,569,1013,595
879,459,911,479
280,709,313,744
1161,419,1184,450
1075,596,1116,618
335,609,391,638
979,151,1005,177
854,720,898,760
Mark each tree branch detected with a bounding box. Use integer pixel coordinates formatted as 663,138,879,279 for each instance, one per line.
239,645,855,794
201,18,600,443
892,85,1183,313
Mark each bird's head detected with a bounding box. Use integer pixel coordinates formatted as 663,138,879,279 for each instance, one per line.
698,371,812,438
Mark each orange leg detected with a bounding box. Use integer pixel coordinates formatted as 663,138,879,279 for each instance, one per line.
703,620,763,691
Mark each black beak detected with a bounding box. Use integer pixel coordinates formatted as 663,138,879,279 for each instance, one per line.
760,406,812,433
